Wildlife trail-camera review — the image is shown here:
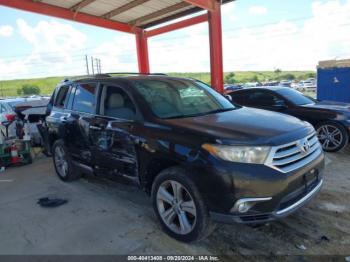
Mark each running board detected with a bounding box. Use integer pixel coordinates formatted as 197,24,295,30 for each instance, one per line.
72,161,94,175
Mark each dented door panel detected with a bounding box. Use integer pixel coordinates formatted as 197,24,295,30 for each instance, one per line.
63,112,94,165
90,116,138,177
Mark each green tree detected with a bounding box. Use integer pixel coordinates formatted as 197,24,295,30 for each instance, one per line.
19,84,41,95
274,68,282,74
283,73,296,80
306,72,316,79
276,73,295,81
249,75,259,82
224,72,236,84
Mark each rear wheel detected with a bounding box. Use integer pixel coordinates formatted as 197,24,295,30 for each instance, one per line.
316,122,348,152
152,167,214,242
52,140,81,181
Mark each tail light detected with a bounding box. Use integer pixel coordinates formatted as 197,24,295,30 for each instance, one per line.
5,114,16,122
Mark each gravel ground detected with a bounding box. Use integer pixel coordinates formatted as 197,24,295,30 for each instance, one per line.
0,148,349,260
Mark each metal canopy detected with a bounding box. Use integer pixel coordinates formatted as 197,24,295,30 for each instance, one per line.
20,0,233,29
0,0,233,93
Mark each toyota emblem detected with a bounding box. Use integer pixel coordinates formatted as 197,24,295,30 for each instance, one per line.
299,139,311,155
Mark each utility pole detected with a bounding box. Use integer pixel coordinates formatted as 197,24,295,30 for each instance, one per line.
85,55,90,75
91,56,95,75
0,81,3,98
95,58,101,74
99,59,102,74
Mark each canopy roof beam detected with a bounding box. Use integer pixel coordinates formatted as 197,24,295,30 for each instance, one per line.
130,2,190,26
101,0,150,19
183,0,215,11
70,0,96,12
0,0,136,34
145,13,208,37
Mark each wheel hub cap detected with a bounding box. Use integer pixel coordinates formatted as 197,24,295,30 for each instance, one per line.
54,146,68,177
156,180,197,235
317,124,343,151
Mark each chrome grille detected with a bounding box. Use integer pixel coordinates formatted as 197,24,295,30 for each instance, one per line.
265,133,322,173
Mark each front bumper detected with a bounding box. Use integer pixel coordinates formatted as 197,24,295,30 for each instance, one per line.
210,177,323,224
206,148,325,224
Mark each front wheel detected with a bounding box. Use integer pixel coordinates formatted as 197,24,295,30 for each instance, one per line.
151,167,214,242
316,122,349,152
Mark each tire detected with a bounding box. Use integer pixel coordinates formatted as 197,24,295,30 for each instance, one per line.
151,167,215,242
316,121,349,152
52,140,81,181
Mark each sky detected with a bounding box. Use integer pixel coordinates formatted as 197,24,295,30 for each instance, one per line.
0,0,350,80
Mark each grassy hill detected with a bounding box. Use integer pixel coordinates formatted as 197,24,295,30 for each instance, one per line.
0,71,316,98
0,76,63,97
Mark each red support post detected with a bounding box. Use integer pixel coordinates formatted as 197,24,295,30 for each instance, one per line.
208,1,224,93
136,29,150,74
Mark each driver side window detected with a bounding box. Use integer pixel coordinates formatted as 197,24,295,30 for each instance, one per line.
100,85,136,120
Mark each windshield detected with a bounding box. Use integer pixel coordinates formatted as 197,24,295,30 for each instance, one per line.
276,88,315,105
132,79,235,119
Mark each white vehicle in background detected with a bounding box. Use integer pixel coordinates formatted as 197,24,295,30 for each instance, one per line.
297,79,317,92
0,97,49,144
242,82,260,88
291,81,299,89
279,80,292,87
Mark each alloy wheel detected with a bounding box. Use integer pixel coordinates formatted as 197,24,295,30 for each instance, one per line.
156,180,197,235
54,146,68,178
317,124,343,151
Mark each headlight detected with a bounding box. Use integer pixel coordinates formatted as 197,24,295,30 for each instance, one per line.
202,144,271,164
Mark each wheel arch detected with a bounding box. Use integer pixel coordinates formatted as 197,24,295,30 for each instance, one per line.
140,157,181,194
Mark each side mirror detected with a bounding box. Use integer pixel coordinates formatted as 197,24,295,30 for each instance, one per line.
224,94,232,101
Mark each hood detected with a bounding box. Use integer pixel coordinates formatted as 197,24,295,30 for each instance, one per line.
302,101,350,112
164,107,313,146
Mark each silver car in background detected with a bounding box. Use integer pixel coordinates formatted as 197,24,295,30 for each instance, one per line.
0,97,49,144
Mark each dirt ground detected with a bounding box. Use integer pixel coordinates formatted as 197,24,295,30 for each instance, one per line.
0,147,349,260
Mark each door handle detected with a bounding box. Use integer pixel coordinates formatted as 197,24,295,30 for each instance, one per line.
90,125,102,131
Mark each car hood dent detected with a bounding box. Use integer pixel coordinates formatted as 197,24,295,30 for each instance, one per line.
164,107,313,146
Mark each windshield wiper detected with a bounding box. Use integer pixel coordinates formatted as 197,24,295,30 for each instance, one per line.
164,108,234,119
204,108,235,115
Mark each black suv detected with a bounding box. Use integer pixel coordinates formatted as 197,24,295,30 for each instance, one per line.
46,75,325,242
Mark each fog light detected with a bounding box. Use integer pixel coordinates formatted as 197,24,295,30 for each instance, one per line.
238,202,251,213
231,197,272,214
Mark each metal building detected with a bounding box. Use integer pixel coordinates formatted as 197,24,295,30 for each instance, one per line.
317,59,350,103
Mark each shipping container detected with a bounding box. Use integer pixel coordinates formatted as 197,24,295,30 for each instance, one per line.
317,60,350,103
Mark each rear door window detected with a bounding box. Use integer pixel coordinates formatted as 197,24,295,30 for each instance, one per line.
72,83,97,114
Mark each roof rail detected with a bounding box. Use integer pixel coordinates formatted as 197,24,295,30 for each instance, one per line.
92,74,112,78
61,72,167,82
106,72,167,76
